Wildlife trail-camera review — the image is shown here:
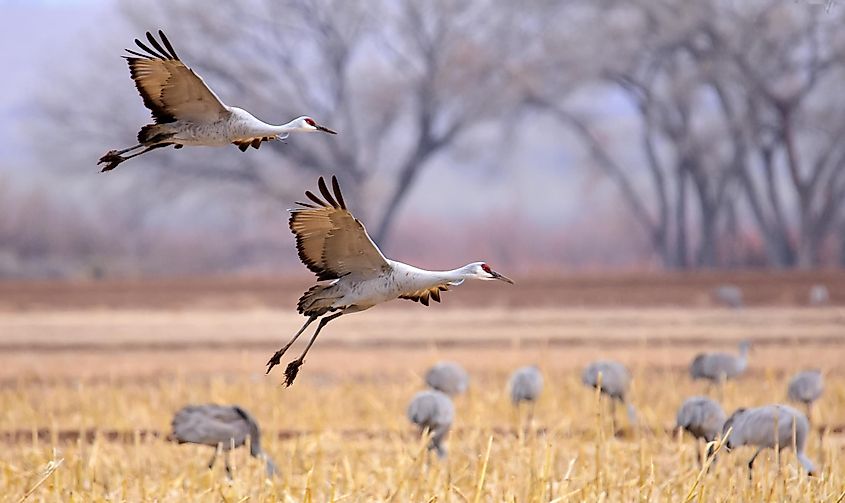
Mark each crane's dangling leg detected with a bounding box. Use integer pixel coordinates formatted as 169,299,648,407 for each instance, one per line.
266,315,318,374
98,143,171,172
283,312,344,387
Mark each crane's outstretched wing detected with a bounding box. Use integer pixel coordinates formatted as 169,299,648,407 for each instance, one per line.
124,30,228,124
290,176,389,281
171,404,249,446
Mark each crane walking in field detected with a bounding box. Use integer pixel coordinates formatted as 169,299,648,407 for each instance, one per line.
690,340,750,398
723,404,816,478
581,360,637,432
425,361,470,396
407,390,455,458
171,404,277,478
265,176,514,387
787,370,824,423
676,396,726,467
509,365,543,431
98,30,336,172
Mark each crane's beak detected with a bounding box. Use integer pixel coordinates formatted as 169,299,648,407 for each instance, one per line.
490,270,514,284
316,124,337,134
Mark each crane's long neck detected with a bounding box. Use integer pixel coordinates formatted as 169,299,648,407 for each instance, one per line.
430,264,478,285
270,119,299,132
391,261,476,288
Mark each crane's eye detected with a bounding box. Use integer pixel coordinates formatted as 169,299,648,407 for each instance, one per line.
304,118,316,127
481,263,492,274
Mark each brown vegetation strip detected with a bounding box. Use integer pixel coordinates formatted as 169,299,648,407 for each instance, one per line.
2,425,842,446
1,334,842,354
2,271,845,311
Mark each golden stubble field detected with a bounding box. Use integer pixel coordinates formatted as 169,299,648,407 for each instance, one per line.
1,275,844,502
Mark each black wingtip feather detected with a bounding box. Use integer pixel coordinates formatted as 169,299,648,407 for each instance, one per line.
134,38,165,60
124,48,151,59
331,176,346,209
158,30,179,59
146,31,171,60
318,177,339,208
305,190,326,207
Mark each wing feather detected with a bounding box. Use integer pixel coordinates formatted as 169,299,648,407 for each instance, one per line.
399,285,450,306
123,31,228,124
291,176,389,281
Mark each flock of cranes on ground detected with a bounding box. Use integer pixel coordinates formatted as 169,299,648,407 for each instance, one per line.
172,351,823,480
101,30,826,482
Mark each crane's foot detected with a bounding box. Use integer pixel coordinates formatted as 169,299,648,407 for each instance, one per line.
283,359,304,387
98,151,125,172
265,349,287,374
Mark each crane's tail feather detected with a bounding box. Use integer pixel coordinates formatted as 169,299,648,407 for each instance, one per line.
297,285,340,316
138,124,174,144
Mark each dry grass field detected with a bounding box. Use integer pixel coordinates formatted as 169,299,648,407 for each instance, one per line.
1,273,844,501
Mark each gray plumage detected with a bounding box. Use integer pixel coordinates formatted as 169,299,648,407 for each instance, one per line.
677,396,726,466
407,390,455,458
509,365,543,405
171,404,277,478
713,284,743,308
723,404,816,477
808,284,830,306
690,340,750,383
582,360,637,428
787,370,824,422
425,361,470,396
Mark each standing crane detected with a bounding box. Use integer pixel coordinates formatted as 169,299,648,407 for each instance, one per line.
407,390,455,459
689,340,750,401
171,404,277,479
676,396,726,467
581,360,637,432
787,370,824,423
265,176,514,386
98,30,336,172
424,361,470,396
723,404,816,478
509,365,544,431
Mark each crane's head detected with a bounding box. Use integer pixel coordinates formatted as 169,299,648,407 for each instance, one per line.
466,262,514,284
295,116,337,134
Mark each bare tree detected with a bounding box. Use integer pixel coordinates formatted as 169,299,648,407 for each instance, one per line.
526,0,845,268
34,0,526,250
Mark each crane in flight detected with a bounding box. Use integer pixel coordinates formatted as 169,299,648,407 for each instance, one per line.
98,30,336,172
266,176,514,386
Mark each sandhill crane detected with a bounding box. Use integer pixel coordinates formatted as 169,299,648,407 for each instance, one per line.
723,404,816,478
407,390,455,458
97,30,336,172
808,284,830,306
509,365,543,430
581,360,637,431
265,176,513,386
425,361,470,396
171,404,277,478
676,396,726,467
690,340,750,397
713,284,743,308
787,370,824,423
